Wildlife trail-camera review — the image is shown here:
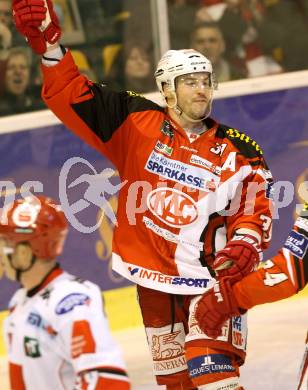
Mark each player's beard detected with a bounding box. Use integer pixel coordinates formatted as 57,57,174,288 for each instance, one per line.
186,99,209,120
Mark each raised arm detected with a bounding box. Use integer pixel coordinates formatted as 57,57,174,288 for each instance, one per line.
12,0,161,170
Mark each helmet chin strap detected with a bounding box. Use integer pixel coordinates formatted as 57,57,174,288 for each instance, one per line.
8,254,37,282
166,90,213,124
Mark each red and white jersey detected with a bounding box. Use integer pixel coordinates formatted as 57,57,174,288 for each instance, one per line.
3,266,130,390
233,214,308,308
42,51,273,295
232,214,308,390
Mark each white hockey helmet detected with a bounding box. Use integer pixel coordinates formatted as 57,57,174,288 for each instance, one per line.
155,49,215,97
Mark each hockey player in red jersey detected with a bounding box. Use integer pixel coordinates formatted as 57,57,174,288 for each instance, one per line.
195,205,308,389
0,196,130,390
12,1,273,389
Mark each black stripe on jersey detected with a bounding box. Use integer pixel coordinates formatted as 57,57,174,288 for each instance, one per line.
218,124,264,159
215,124,226,139
77,90,92,99
199,220,211,268
72,84,162,143
249,159,263,167
199,212,225,277
204,117,217,132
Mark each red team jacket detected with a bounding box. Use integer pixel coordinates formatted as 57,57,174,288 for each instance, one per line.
232,213,308,389
41,51,273,295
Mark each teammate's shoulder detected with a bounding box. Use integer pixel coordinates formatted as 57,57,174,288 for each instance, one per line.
49,274,100,315
217,124,264,159
52,273,98,296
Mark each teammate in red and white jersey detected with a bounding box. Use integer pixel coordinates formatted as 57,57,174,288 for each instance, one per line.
196,205,308,389
12,1,274,389
0,196,130,390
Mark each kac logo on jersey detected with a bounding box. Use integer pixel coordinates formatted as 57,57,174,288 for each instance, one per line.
147,187,198,228
284,230,308,259
55,293,91,315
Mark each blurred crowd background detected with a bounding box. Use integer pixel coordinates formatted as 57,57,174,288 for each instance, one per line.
0,0,308,117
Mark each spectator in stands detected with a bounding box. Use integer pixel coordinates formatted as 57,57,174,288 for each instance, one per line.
217,0,282,78
258,0,308,72
201,0,245,61
168,0,199,49
191,21,246,82
0,47,42,116
196,0,226,23
0,18,11,53
0,18,12,95
124,44,156,93
0,0,23,46
122,0,153,52
0,0,12,62
0,0,11,28
107,43,156,93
